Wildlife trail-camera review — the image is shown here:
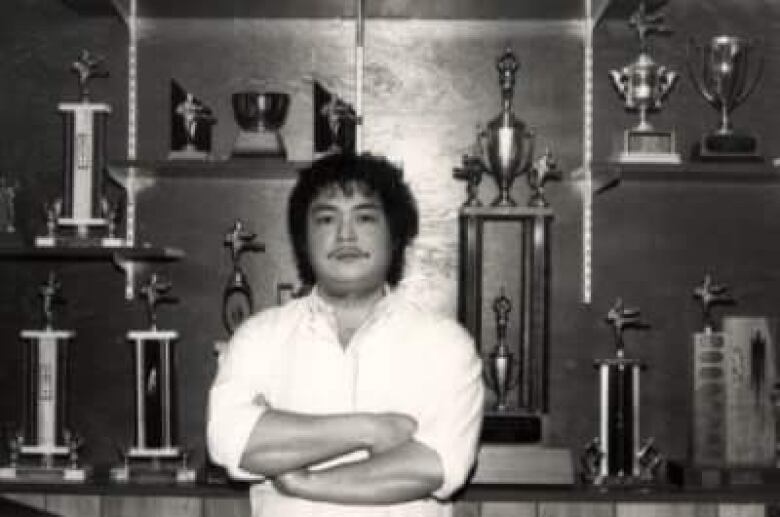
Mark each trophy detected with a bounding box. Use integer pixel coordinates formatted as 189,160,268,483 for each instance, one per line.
169,80,216,160
231,91,290,158
688,35,764,160
483,288,520,411
689,276,776,471
222,220,265,335
582,299,662,486
110,274,196,483
609,1,680,164
0,175,18,244
36,50,114,247
0,273,89,482
478,48,536,207
526,149,559,208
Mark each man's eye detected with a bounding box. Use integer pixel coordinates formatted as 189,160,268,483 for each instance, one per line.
314,215,334,225
356,213,378,223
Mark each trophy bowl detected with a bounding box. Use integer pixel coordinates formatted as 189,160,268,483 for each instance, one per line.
232,91,290,132
231,91,290,157
687,35,763,159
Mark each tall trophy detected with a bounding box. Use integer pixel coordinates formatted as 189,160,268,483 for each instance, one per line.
581,299,662,486
110,274,196,483
609,1,680,164
169,80,216,160
36,50,115,247
478,48,536,207
688,35,764,161
231,91,290,158
0,273,89,482
222,220,265,335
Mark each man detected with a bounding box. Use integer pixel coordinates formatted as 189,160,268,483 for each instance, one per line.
208,153,484,517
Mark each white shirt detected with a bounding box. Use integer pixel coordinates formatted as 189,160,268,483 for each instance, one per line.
207,287,484,517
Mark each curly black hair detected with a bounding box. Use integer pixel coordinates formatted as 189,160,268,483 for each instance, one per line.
287,153,419,287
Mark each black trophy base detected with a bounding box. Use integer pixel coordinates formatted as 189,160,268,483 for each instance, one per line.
667,461,780,489
693,133,763,162
481,411,541,443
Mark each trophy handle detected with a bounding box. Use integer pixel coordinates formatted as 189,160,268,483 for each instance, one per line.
686,38,716,106
609,69,628,100
733,39,764,109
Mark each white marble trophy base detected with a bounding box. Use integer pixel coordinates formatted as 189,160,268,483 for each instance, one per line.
0,464,89,482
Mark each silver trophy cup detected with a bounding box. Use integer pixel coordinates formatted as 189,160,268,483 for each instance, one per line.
688,35,763,159
231,91,290,158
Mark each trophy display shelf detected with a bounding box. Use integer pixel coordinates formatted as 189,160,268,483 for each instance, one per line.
0,244,184,262
591,161,780,194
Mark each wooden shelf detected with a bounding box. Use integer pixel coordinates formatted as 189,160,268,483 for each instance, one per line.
61,0,657,22
0,245,184,262
108,158,303,181
593,161,780,194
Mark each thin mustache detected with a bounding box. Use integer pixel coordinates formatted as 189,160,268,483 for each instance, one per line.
328,246,369,259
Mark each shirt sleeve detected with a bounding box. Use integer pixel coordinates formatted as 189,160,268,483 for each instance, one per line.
206,311,279,481
413,320,484,500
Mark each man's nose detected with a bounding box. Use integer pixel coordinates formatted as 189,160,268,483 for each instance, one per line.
337,217,357,242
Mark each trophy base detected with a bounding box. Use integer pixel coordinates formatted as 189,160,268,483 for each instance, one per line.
472,444,574,484
694,133,763,162
168,146,211,161
0,464,90,483
481,411,541,443
35,234,117,248
232,130,286,159
110,460,198,484
667,461,780,489
618,129,681,164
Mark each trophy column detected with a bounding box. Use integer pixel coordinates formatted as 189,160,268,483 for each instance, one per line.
0,273,88,482
110,274,196,483
582,300,662,486
458,205,552,442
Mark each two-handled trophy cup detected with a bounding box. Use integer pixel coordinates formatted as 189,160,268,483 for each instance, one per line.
688,35,764,160
222,220,265,335
582,299,662,486
609,1,680,164
111,274,196,483
484,289,520,412
36,50,114,247
0,273,89,482
478,48,536,207
231,91,290,158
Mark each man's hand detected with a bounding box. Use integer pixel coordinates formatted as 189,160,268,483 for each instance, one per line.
273,469,311,497
367,413,417,454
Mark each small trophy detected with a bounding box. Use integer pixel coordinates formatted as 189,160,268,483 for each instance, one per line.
483,288,519,411
313,81,357,156
0,273,89,482
0,175,19,244
111,274,196,484
688,35,764,161
169,80,216,160
222,220,265,335
477,48,537,207
453,129,488,207
36,50,113,246
231,91,290,158
582,299,662,486
526,149,560,208
609,1,680,164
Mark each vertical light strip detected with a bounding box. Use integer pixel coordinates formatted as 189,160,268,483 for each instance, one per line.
582,0,594,304
127,0,138,161
355,0,364,153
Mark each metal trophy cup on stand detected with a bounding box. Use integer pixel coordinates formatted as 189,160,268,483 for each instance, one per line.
36,50,116,247
0,273,89,482
231,91,290,158
110,274,196,483
688,35,764,161
582,299,662,486
484,289,520,412
478,48,536,207
609,1,680,164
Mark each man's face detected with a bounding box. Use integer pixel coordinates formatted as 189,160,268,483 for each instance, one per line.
306,183,392,298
